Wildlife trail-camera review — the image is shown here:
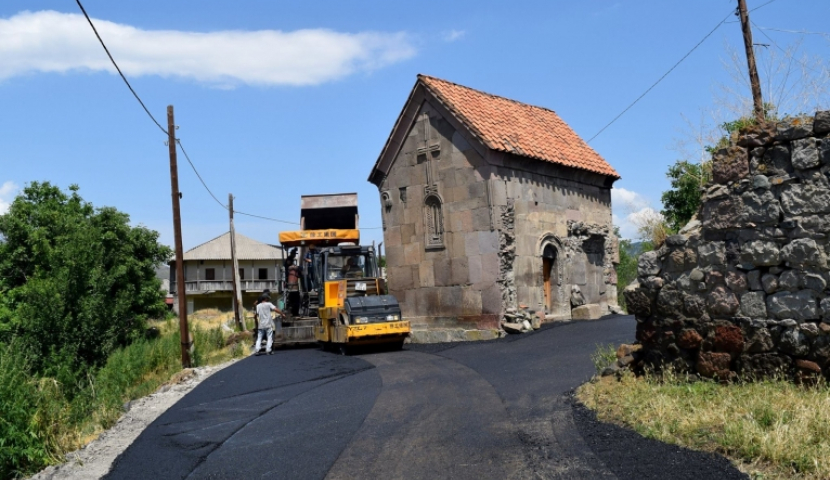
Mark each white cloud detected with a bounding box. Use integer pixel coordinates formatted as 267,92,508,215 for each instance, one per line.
0,10,417,87
612,187,662,240
443,29,465,42
0,181,19,215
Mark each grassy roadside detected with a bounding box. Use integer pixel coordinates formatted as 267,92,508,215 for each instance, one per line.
1,310,248,478
577,346,830,480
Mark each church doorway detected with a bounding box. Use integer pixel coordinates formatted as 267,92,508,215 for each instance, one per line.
542,243,557,313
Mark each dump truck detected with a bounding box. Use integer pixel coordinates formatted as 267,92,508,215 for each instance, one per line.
276,193,409,353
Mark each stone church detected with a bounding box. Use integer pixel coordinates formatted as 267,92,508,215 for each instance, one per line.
368,75,620,339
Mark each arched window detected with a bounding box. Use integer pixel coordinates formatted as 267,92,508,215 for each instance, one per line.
424,194,444,249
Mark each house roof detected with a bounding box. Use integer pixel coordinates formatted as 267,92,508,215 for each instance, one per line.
417,75,620,179
182,232,283,261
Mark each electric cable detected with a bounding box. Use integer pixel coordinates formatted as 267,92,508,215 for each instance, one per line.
587,9,735,143
75,0,168,136
74,0,391,231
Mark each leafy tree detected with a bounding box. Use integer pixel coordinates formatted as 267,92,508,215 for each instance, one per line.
0,182,171,385
660,160,711,232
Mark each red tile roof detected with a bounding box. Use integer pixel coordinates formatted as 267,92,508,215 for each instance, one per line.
419,75,620,179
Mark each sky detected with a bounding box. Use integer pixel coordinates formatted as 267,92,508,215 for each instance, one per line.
1,0,829,250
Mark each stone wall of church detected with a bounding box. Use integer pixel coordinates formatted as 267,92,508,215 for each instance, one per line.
488,153,618,323
378,102,618,341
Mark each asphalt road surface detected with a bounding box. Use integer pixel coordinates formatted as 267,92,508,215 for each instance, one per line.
105,315,746,479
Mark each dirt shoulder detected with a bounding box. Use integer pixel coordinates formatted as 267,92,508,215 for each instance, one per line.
30,358,240,480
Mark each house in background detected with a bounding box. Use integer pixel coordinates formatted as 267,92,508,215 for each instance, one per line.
170,232,283,314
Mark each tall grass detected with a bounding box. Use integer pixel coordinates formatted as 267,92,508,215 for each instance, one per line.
0,316,245,478
578,368,830,479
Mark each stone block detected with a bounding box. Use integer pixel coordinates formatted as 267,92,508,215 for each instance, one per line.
698,242,726,265
714,324,744,354
440,286,464,316
707,286,740,317
464,232,480,256
814,111,830,135
449,232,466,259
712,145,749,184
740,291,767,318
678,329,703,349
740,240,780,267
637,251,661,277
433,260,451,287
384,226,402,247
781,238,824,267
472,207,492,231
697,352,732,378
792,137,820,170
481,283,502,315
702,196,746,231
461,289,483,316
491,179,507,206
480,252,499,284
478,231,499,255
388,265,414,291
776,117,813,140
418,261,435,288
767,290,818,321
385,245,404,268
400,224,415,244
758,144,793,177
781,183,830,216
741,189,780,225
571,303,603,320
450,257,470,285
404,242,422,265
468,255,482,285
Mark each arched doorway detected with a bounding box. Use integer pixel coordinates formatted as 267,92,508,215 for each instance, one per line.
542,243,557,312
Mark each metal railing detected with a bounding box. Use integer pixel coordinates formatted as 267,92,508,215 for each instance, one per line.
171,279,279,293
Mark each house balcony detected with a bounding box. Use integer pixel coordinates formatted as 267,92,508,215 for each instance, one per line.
171,279,279,294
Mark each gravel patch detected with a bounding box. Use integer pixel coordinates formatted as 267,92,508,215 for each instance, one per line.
29,358,240,480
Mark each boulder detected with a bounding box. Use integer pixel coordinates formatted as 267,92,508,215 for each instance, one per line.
637,251,661,277
697,352,732,378
571,304,603,320
740,291,767,318
814,111,830,135
791,137,820,170
678,329,703,349
706,286,740,317
781,238,824,267
740,240,781,267
779,328,811,357
766,290,818,321
712,146,749,184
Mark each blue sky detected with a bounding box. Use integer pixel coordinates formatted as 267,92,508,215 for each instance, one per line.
1,0,828,249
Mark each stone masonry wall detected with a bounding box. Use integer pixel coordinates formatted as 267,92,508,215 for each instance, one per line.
624,111,830,381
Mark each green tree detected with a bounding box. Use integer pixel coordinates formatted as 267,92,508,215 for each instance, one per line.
660,160,711,233
0,182,171,385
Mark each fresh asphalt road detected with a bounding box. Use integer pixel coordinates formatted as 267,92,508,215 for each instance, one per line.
105,316,746,479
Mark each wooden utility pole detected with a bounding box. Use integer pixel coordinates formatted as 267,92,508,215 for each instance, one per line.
737,0,765,123
229,194,245,331
168,105,191,368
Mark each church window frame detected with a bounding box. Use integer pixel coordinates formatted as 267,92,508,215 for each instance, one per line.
423,193,445,250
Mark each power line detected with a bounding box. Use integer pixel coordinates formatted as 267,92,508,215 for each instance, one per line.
757,26,830,39
750,0,781,12
74,0,383,231
75,0,168,135
751,20,829,78
587,9,735,143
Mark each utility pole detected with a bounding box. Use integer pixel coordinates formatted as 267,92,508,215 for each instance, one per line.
168,105,192,368
737,0,765,123
229,194,245,331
